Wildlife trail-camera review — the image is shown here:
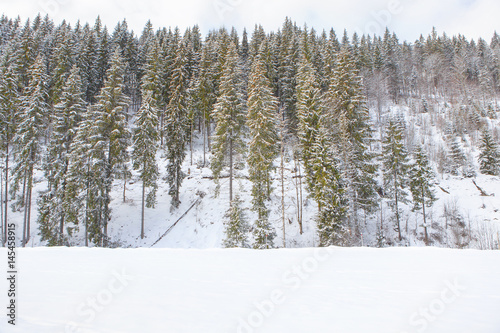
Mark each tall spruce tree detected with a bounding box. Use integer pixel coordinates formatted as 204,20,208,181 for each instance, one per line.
327,47,379,231
86,47,130,246
296,56,323,197
11,55,49,246
222,195,250,248
0,49,19,245
247,51,279,249
409,145,437,245
164,40,190,209
211,42,246,203
132,90,159,239
39,66,86,245
381,118,410,242
478,128,500,176
312,127,346,246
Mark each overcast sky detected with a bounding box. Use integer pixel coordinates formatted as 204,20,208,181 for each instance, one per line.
1,0,499,42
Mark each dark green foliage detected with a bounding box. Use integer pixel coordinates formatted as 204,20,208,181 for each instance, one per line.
478,128,500,175
222,196,250,248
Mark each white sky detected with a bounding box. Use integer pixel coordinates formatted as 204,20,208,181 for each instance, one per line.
1,0,499,42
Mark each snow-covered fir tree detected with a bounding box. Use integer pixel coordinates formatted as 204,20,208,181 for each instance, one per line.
0,48,19,245
211,41,246,203
164,39,190,209
312,128,347,246
39,66,86,246
11,55,49,246
222,195,250,248
247,49,279,249
381,118,410,242
327,47,379,232
132,90,159,239
409,145,437,245
85,47,130,246
478,127,500,176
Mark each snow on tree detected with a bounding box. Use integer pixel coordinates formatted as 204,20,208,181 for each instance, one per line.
247,49,279,249
296,55,323,194
0,48,19,245
446,136,466,176
222,195,250,248
85,47,131,246
132,90,159,239
327,47,379,231
211,41,246,203
381,117,410,242
11,55,49,246
39,65,86,246
478,127,500,176
312,128,347,247
164,39,190,209
409,145,437,245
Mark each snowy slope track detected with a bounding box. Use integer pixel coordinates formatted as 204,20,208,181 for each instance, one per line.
0,247,499,333
150,196,204,247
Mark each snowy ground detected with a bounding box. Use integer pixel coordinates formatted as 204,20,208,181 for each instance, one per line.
0,246,499,332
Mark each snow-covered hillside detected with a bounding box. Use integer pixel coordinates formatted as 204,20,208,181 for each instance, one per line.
14,119,499,250
0,247,499,333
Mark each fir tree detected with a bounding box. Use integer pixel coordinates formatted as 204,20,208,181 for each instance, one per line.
409,145,437,245
446,137,466,176
312,128,346,246
327,47,379,231
132,90,159,239
478,128,500,175
381,118,410,242
247,50,279,249
195,41,217,166
164,40,190,209
296,56,322,195
39,66,86,246
222,195,250,248
86,48,130,246
11,55,49,246
0,49,19,245
211,42,246,203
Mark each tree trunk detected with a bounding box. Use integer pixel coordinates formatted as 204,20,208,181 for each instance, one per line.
281,131,286,248
422,186,428,246
3,143,8,245
229,137,233,204
25,169,33,246
394,169,402,241
202,110,206,167
141,179,145,239
123,174,127,203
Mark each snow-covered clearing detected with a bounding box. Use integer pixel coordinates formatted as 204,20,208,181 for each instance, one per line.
1,247,499,332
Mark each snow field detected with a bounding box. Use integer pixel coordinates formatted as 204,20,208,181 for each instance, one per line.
0,246,499,332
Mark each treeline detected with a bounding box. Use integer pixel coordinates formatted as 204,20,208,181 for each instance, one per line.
0,14,498,248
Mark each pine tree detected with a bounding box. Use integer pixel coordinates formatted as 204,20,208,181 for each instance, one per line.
222,195,250,248
313,128,346,246
247,50,279,249
409,145,437,245
381,118,410,242
296,56,322,195
132,90,159,239
86,47,130,246
39,66,86,246
164,40,190,209
11,55,49,246
211,42,246,203
327,47,379,229
446,136,466,176
195,41,217,166
0,48,19,245
478,128,500,175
